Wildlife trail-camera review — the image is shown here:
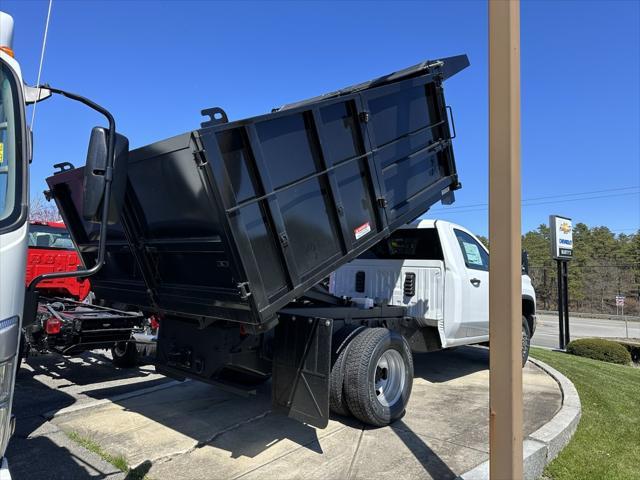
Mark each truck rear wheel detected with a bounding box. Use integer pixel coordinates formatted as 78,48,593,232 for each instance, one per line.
344,328,413,427
111,341,138,368
522,316,531,367
329,325,362,417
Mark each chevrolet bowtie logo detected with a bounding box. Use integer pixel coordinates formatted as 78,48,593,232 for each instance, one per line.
560,222,571,234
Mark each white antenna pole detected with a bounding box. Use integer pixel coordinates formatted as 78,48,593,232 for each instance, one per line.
30,0,53,132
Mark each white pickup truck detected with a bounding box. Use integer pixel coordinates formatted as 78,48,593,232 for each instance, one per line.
330,219,537,364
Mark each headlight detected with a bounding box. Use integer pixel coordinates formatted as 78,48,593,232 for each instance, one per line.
0,357,14,456
0,359,14,404
0,315,19,458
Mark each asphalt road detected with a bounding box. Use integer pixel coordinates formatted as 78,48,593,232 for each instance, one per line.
532,313,640,349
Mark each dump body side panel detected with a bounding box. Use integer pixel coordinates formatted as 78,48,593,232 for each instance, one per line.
46,55,468,327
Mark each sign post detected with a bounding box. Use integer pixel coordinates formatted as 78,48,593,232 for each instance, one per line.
550,215,573,349
616,295,627,337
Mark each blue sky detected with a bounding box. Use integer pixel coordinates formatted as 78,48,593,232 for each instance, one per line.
3,0,639,236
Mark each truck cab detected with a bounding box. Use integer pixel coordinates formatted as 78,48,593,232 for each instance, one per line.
330,219,536,352
0,12,29,476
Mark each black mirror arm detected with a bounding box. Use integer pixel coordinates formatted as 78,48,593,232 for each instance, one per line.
27,85,116,293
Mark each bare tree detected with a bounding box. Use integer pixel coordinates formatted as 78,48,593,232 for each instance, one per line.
29,197,62,222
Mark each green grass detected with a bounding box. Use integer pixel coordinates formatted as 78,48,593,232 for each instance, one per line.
65,430,151,480
531,347,640,480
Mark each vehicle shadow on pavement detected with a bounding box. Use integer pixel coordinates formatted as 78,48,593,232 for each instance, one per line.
413,346,489,383
8,435,117,480
9,353,171,479
207,410,325,458
107,380,326,459
9,370,106,479
126,460,152,480
9,351,166,448
24,351,151,387
392,420,458,480
12,364,76,439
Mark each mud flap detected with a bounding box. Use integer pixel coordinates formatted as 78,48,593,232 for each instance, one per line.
272,315,332,428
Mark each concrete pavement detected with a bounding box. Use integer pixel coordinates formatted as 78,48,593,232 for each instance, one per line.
10,347,564,480
532,313,640,348
8,351,171,480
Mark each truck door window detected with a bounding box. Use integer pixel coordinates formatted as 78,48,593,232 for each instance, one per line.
454,229,489,271
358,228,444,260
28,224,74,249
0,61,23,229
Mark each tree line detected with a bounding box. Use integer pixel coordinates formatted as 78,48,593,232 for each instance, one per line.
479,224,640,316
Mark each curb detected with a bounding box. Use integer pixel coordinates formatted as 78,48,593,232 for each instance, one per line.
458,357,581,480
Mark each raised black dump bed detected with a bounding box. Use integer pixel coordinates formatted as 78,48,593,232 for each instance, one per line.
47,55,468,330
47,55,469,427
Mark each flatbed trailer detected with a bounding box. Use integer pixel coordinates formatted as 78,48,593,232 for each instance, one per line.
26,297,143,355
46,55,469,427
20,222,147,367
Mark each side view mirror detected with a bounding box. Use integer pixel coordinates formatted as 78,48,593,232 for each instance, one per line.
28,86,129,292
521,250,530,276
23,84,52,105
83,127,128,224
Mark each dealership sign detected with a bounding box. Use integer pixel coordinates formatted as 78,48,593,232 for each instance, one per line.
549,215,573,260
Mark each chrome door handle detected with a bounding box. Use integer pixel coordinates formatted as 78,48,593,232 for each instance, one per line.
470,278,481,287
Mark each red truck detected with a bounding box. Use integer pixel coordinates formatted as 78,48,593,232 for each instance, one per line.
25,221,91,301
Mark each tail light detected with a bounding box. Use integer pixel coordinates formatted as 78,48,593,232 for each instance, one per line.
149,316,160,331
45,318,62,335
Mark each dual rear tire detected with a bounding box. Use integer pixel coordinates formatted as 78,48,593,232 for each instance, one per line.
325,319,532,427
330,327,413,427
111,341,138,368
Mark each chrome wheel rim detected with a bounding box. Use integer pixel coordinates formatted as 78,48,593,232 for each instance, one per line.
374,350,406,407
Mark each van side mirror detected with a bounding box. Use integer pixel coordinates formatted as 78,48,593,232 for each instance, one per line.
521,250,530,275
83,127,128,224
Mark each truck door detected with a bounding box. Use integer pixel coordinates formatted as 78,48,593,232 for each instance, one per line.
452,228,489,337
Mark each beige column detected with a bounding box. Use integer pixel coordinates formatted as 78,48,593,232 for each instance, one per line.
489,0,523,478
